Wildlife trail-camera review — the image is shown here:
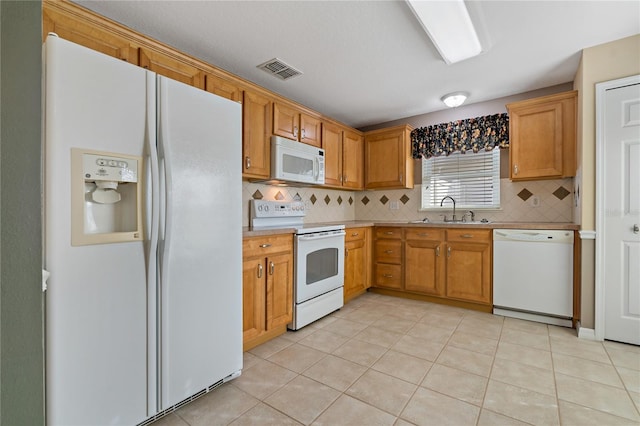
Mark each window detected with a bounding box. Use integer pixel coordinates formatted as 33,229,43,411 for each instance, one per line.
421,149,500,210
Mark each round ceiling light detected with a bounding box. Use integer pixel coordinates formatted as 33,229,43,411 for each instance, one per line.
441,91,469,108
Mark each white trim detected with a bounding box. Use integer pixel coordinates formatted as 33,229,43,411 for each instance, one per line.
594,74,640,343
576,322,597,341
578,230,596,240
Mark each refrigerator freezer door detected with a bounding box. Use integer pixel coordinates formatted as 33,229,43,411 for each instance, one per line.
157,76,242,409
44,37,149,425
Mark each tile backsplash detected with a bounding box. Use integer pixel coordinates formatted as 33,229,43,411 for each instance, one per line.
242,178,574,226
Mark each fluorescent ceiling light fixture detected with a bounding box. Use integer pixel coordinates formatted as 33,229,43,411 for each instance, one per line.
441,92,468,108
406,0,482,64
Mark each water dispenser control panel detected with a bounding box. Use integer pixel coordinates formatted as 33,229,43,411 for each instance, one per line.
82,153,138,183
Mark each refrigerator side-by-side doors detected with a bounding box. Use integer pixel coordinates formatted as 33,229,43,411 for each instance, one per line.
44,36,150,425
157,76,243,409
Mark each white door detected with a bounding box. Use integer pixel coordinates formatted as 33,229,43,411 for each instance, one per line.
599,79,640,345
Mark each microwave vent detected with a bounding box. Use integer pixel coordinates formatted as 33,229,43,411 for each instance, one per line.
257,58,302,81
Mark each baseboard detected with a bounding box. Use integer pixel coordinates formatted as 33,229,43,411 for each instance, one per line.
576,322,597,340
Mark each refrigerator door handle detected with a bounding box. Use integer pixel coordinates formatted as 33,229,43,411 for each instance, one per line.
159,157,167,242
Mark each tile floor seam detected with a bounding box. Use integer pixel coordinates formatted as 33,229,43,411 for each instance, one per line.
605,345,640,417
476,319,502,426
548,336,563,426
555,397,640,425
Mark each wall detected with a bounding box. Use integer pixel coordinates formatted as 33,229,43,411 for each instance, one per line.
0,1,45,425
574,34,640,329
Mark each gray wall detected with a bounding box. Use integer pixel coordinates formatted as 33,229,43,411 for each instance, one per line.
0,1,45,424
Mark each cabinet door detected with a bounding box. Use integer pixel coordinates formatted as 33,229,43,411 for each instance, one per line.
300,114,322,147
273,102,299,140
343,130,364,190
43,6,138,64
242,258,266,342
405,239,445,296
509,102,564,180
344,238,367,301
322,122,343,187
266,253,293,329
243,90,272,179
139,48,204,89
205,74,242,103
445,242,491,304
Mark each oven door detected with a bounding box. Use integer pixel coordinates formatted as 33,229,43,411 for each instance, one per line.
295,230,345,304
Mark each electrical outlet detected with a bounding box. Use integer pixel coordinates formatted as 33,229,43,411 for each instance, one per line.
389,201,399,210
530,195,540,208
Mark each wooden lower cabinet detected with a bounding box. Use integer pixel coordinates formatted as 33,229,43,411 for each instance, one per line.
372,226,492,311
242,234,293,350
344,228,371,303
405,229,445,296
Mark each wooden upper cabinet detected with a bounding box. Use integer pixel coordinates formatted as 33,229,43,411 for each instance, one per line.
342,130,364,190
322,122,344,187
243,90,272,179
507,90,577,181
43,4,138,64
139,48,204,89
364,125,414,190
273,102,322,147
205,74,243,103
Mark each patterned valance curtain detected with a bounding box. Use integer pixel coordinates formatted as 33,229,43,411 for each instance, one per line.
411,113,509,159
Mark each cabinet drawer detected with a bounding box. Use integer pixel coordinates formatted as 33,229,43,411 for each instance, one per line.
405,229,445,241
243,233,293,258
446,229,491,243
375,240,402,264
375,227,403,239
374,264,402,289
345,227,367,242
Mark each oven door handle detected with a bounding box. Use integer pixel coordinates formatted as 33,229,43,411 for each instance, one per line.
297,231,346,242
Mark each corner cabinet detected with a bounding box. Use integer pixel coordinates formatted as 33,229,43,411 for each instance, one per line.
344,227,371,302
323,123,364,190
507,90,577,180
364,125,414,189
372,226,492,312
242,234,293,351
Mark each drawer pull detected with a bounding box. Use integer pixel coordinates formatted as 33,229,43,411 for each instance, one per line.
383,274,393,278
257,264,263,278
460,234,473,238
259,243,272,248
351,232,359,237
418,233,429,237
384,250,394,254
385,231,394,235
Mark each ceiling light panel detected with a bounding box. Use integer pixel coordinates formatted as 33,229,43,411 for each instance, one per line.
406,0,482,64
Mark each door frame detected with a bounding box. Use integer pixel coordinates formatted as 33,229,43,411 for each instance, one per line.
594,74,640,341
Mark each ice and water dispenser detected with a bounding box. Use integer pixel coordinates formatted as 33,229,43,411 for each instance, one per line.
71,148,143,245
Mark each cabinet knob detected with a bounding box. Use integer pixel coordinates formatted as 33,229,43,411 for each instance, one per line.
447,246,451,258
269,261,275,275
514,164,519,175
257,263,263,278
436,246,440,257
294,126,299,138
301,128,306,139
245,156,251,169
343,174,347,183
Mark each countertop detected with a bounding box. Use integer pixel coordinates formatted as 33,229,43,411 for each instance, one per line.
243,220,579,237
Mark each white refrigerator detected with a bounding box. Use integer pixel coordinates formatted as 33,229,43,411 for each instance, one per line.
43,35,242,425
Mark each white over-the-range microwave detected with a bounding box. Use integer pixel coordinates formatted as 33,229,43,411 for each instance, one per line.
268,135,325,185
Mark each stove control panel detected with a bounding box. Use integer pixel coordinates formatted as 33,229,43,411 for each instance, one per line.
251,200,306,218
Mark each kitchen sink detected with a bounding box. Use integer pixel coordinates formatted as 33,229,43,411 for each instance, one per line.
407,220,492,225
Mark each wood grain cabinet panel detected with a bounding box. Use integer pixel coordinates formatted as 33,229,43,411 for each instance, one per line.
242,90,272,179
323,122,343,187
205,73,243,103
139,47,204,89
405,233,445,296
507,91,577,180
445,241,491,304
273,102,322,147
344,228,371,303
364,125,414,189
242,234,293,350
342,130,365,190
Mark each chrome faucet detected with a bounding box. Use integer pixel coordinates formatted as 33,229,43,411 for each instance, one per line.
440,196,457,222
466,210,475,222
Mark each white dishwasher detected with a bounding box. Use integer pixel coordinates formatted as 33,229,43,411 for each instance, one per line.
493,229,574,327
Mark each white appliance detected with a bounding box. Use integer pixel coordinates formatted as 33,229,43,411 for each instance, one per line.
493,229,574,327
250,200,344,330
270,135,325,185
43,35,242,425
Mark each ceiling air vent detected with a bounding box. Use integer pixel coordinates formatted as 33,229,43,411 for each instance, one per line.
257,58,302,81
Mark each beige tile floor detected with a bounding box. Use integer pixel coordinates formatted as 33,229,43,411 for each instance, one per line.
154,292,640,426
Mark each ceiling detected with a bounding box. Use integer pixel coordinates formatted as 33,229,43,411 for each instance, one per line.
74,1,640,129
